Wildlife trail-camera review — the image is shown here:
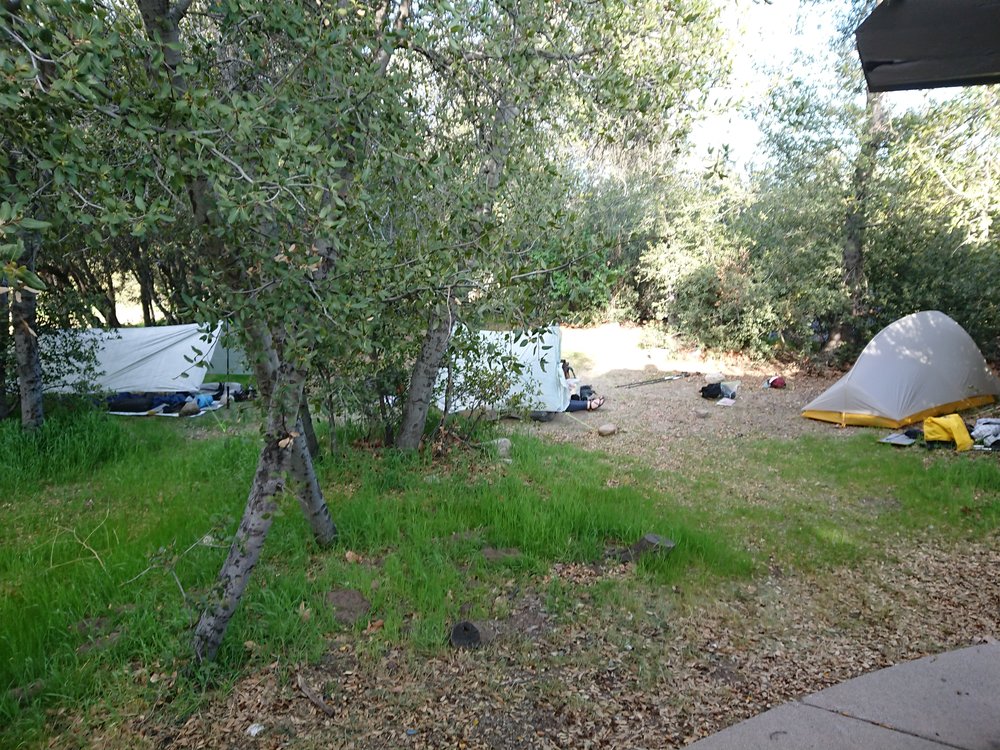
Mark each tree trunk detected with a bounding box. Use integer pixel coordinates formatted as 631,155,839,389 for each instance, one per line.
192,366,303,662
0,289,11,421
102,268,121,327
395,97,516,450
247,320,280,402
137,257,156,326
841,90,886,332
246,324,336,548
299,394,320,458
325,393,338,455
289,418,337,546
193,439,288,662
396,302,454,450
136,0,342,662
12,288,44,430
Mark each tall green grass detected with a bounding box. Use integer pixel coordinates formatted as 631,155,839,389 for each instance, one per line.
1,412,261,744
313,439,753,648
2,410,141,495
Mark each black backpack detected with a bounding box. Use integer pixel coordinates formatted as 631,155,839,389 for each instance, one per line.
700,383,723,399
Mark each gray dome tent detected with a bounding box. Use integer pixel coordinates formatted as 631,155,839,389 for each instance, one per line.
802,311,1000,428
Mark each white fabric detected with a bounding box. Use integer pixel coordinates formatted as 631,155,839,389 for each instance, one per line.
437,327,571,413
971,419,1000,446
802,310,1000,423
208,340,252,376
45,324,221,393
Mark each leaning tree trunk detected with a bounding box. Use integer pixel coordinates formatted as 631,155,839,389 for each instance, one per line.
0,288,11,421
137,0,343,662
245,321,336,546
289,416,337,545
299,393,320,457
396,301,454,450
395,97,516,450
193,365,304,662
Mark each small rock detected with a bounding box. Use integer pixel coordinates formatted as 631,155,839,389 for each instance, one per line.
482,546,521,562
704,372,725,384
530,411,556,422
598,423,617,436
246,723,265,737
488,437,513,457
610,532,677,562
695,409,711,419
325,588,371,625
449,620,483,649
8,679,44,706
630,533,676,559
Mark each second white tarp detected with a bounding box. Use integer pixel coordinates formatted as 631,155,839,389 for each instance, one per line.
436,327,571,413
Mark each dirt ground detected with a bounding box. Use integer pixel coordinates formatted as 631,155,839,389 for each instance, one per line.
521,324,849,465
92,325,1000,750
116,549,1000,750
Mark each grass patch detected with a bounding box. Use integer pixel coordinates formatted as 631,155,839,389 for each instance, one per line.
316,438,751,649
2,413,999,746
1,410,141,495
658,432,1000,570
0,412,741,745
202,373,254,386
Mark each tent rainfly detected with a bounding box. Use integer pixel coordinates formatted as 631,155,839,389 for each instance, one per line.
45,324,222,394
802,311,1000,428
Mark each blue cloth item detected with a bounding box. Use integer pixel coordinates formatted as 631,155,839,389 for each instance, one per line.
195,393,214,408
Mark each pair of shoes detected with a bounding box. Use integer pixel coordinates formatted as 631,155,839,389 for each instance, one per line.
587,395,605,411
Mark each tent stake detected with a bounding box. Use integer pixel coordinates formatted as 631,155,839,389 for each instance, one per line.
617,372,688,389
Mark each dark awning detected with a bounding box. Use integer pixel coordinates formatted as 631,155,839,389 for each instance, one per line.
856,0,1000,92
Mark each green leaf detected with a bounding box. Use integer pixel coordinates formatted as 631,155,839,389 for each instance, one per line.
16,269,48,292
19,218,51,230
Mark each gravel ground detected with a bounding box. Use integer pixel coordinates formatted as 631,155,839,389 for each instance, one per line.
525,324,847,448
88,325,1000,750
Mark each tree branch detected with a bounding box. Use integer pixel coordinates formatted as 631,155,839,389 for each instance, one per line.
208,145,255,184
169,0,195,24
374,0,412,77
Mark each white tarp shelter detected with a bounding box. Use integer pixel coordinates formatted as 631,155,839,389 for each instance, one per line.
802,310,1000,427
437,326,571,413
208,338,252,376
45,323,221,394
